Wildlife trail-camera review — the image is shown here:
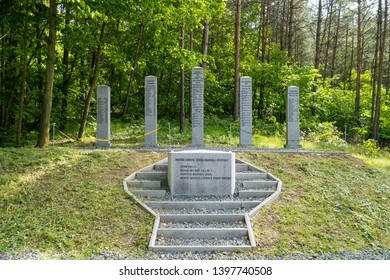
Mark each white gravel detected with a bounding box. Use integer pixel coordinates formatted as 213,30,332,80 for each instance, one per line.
1,249,388,260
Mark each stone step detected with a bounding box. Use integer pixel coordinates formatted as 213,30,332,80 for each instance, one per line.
127,180,161,189
131,190,166,198
154,164,168,171
238,190,275,198
242,180,278,189
159,214,246,229
159,221,246,229
135,171,167,180
146,201,262,210
150,245,252,253
235,172,268,180
235,163,249,172
160,213,245,223
156,228,248,239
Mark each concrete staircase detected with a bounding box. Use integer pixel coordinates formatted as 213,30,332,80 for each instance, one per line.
124,157,281,253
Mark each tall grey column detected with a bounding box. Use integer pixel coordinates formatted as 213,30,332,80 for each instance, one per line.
191,67,204,147
240,76,252,146
286,86,301,149
96,85,111,147
144,76,158,147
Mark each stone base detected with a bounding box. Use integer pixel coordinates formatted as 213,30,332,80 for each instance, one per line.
144,144,159,148
284,143,302,149
96,141,111,148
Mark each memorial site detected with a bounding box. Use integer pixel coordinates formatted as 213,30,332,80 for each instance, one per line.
0,1,388,271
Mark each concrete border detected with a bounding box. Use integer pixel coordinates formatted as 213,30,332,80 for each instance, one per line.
124,156,282,253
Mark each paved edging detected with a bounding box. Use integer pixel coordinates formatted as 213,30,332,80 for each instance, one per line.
124,156,282,253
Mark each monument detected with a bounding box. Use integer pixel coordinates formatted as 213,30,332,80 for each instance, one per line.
168,150,235,196
144,76,158,147
191,67,204,147
96,85,111,147
285,86,301,149
240,76,253,146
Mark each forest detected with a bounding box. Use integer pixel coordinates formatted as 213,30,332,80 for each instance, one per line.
0,0,389,148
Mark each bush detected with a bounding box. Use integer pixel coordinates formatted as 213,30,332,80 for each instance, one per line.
301,121,346,150
357,139,381,157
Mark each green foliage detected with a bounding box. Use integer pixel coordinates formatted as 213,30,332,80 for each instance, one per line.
352,139,381,157
0,0,389,147
302,121,346,150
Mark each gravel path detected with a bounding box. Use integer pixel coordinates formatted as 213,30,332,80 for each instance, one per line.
1,249,389,260
159,221,246,229
155,237,250,247
80,145,348,154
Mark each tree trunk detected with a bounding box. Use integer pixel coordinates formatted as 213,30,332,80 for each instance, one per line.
355,0,363,123
323,0,334,80
123,21,144,116
373,0,388,140
256,3,262,61
35,10,44,106
201,20,209,69
330,3,341,84
233,0,241,120
16,21,28,145
349,34,355,87
371,1,381,129
287,0,294,58
280,0,286,50
60,6,72,131
78,21,106,139
188,31,193,121
261,0,269,62
0,21,5,129
314,0,322,70
257,0,267,61
180,25,185,134
387,35,390,102
343,23,349,89
37,0,56,148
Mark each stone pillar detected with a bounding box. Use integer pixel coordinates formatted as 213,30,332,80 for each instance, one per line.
144,76,158,147
96,85,111,147
240,76,253,146
285,86,301,149
191,67,204,147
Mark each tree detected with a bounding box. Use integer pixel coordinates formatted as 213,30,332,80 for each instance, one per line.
355,0,363,123
287,0,294,58
78,21,106,140
180,25,185,134
16,4,30,145
202,20,210,69
373,0,388,140
314,0,322,70
123,21,144,116
233,0,241,120
37,0,56,147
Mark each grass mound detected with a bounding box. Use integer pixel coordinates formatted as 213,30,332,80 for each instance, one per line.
0,148,389,259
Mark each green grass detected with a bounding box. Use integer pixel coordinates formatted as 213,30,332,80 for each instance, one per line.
46,117,356,152
0,148,165,259
238,152,390,257
1,117,389,259
0,148,389,259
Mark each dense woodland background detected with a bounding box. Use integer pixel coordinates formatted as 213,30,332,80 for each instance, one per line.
0,0,389,147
